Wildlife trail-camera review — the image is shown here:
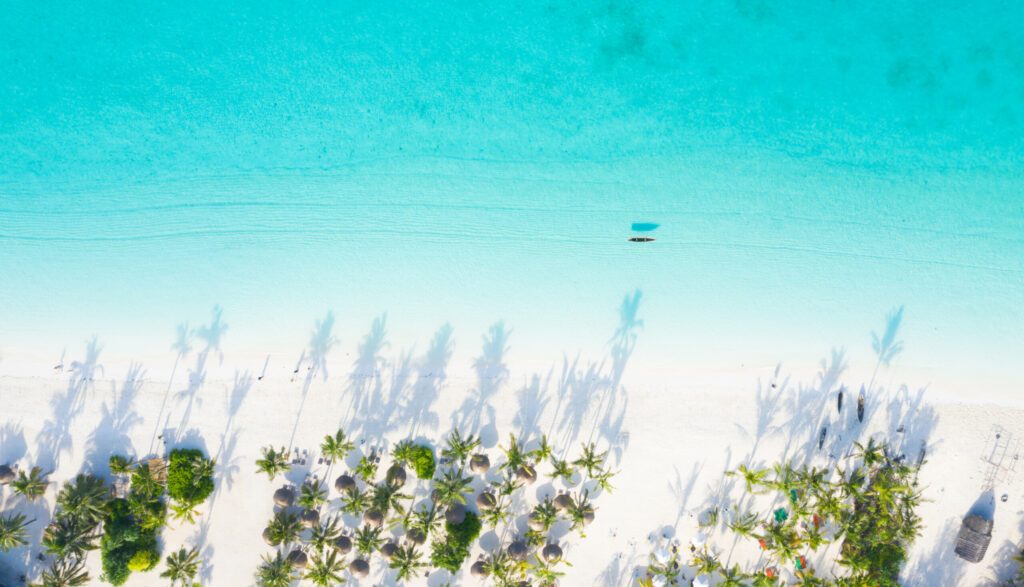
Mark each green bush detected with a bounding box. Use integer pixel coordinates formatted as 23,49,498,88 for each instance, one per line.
128,549,156,572
167,448,215,505
101,466,166,585
394,441,435,479
430,511,481,572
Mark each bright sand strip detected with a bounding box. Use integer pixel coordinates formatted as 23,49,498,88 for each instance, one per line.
1,334,1022,586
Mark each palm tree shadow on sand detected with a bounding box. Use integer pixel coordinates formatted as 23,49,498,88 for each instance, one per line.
452,321,510,447
83,361,146,476
35,336,104,472
172,306,228,444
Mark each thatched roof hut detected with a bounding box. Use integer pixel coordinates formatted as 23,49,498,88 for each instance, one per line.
445,503,466,525
582,510,595,526
470,560,489,577
143,457,168,483
954,514,994,563
380,542,398,560
507,540,528,560
470,454,490,474
349,558,370,578
515,464,537,485
386,465,407,487
286,549,308,569
405,528,427,546
300,508,320,528
333,535,352,554
553,493,574,511
476,492,497,511
262,527,275,546
273,486,295,508
0,465,16,485
363,509,384,528
335,474,356,494
528,512,546,532
542,543,563,562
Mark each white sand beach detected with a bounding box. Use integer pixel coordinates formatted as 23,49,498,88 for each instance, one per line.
2,302,1022,586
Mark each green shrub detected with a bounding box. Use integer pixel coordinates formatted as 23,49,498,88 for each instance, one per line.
394,441,435,479
128,549,156,571
167,448,215,505
430,511,481,572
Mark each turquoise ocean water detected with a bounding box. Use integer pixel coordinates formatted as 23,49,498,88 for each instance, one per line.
1,1,1023,399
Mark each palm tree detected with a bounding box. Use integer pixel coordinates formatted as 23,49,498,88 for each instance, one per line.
530,560,567,586
730,464,769,494
572,442,607,477
548,457,576,483
108,455,134,476
341,486,368,516
481,496,512,529
441,428,480,466
170,500,201,525
309,516,342,553
592,467,617,493
408,503,442,538
719,563,748,587
499,434,528,472
264,511,302,546
320,429,355,465
13,466,50,501
354,455,377,482
566,490,595,536
530,434,553,462
433,468,473,506
298,480,328,510
41,517,96,559
852,439,886,469
305,549,345,586
389,544,426,581
691,549,722,577
30,558,89,587
255,551,295,587
353,524,383,557
255,446,290,481
161,546,200,586
530,498,559,533
0,512,31,551
370,481,411,517
55,474,108,527
728,511,760,538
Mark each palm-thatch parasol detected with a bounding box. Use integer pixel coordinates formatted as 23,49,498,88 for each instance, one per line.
507,540,528,560
301,508,320,528
363,509,384,528
386,465,407,487
515,464,537,485
286,549,308,569
470,453,490,474
476,492,497,511
528,512,546,532
470,560,489,577
335,474,356,494
380,542,398,560
445,503,466,525
582,510,595,526
542,543,563,562
406,528,427,546
553,493,574,512
349,558,370,578
262,527,275,546
333,535,352,554
273,486,295,508
0,464,15,485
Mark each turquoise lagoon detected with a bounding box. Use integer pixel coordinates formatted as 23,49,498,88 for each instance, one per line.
1,1,1022,401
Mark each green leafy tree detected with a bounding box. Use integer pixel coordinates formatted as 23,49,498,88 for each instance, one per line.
56,474,109,527
255,446,290,481
572,443,608,477
298,480,328,510
0,512,32,551
433,468,474,506
390,544,426,581
341,486,368,516
160,547,200,586
441,428,480,466
320,429,354,463
13,466,50,501
499,434,528,472
549,457,576,483
255,551,295,587
31,558,90,587
309,516,342,553
42,517,97,559
264,511,302,547
354,524,384,557
305,549,345,586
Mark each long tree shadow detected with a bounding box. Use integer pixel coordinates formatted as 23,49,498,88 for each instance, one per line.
341,314,389,433
173,307,227,443
452,322,510,445
84,362,145,477
35,337,103,471
287,312,336,448
403,323,454,438
150,322,192,454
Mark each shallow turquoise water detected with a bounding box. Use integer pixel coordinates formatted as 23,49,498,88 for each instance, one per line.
1,1,1022,397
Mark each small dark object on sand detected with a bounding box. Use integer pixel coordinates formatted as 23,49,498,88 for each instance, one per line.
818,426,828,450
837,387,844,413
857,387,866,423
628,236,656,243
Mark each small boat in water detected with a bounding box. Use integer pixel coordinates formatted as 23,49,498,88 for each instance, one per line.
627,236,656,243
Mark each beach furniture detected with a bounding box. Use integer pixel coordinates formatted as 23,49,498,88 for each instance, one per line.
954,514,993,563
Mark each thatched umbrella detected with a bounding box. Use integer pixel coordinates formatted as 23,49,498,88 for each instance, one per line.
470,454,490,474
542,543,563,563
476,492,497,511
273,486,295,508
333,535,352,554
335,474,356,494
380,542,398,560
363,509,384,528
507,540,528,560
515,464,537,485
386,465,407,486
286,549,308,569
406,528,427,546
262,527,275,546
0,465,15,485
445,503,466,525
301,508,320,528
582,511,595,526
349,558,370,578
470,560,489,578
553,494,574,512
528,512,546,532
